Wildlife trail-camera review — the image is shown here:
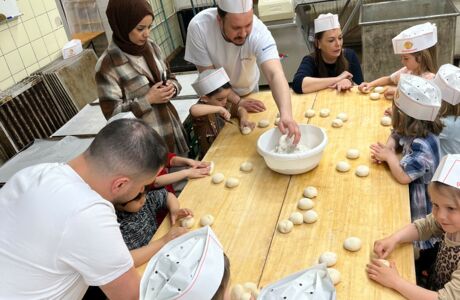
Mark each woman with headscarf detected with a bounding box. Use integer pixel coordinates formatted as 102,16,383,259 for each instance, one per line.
95,0,188,155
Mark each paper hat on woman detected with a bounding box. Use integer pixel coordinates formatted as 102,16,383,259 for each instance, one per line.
216,0,252,13
433,64,460,105
192,67,230,97
394,74,441,121
392,22,437,54
432,154,460,189
140,226,225,300
258,264,336,299
314,13,340,34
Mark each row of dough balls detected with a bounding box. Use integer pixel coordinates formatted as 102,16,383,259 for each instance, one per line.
278,186,319,233
211,161,254,188
231,282,259,300
241,120,271,135
336,161,370,177
179,214,215,228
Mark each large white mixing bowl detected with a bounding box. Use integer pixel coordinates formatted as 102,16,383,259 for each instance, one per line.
257,124,328,175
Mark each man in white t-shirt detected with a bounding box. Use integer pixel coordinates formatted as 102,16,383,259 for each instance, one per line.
0,119,168,299
185,0,300,142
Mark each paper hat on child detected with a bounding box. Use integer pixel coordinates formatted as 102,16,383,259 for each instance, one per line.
258,264,336,299
392,22,437,54
433,64,460,105
394,74,441,121
192,68,230,97
314,13,340,34
432,154,460,189
140,226,225,300
216,0,252,13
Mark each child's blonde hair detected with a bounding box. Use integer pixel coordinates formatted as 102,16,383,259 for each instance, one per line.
411,46,438,74
429,181,460,207
439,101,460,120
392,103,444,137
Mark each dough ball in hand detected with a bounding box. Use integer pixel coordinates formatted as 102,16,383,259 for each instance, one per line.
180,216,195,229
376,259,390,267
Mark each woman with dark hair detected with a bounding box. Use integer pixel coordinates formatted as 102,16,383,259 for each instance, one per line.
292,13,363,94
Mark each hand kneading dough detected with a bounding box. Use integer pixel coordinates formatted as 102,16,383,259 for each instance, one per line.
212,173,225,184
200,214,214,226
274,117,280,125
240,161,253,172
346,148,360,159
381,116,392,126
278,219,294,233
303,210,318,223
336,112,348,122
289,212,304,225
376,259,390,267
336,161,351,172
208,161,215,175
355,165,370,177
243,282,258,294
331,119,344,128
180,216,195,229
305,109,315,118
258,119,270,128
225,177,240,188
319,251,337,267
241,292,252,300
298,197,315,210
303,186,318,198
343,237,362,251
319,108,330,117
327,268,341,285
231,284,245,300
241,127,252,135
374,86,385,93
369,92,380,100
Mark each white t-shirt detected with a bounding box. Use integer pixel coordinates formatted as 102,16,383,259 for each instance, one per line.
0,163,133,299
185,8,279,96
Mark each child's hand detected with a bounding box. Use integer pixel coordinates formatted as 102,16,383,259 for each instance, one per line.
366,259,400,289
160,226,188,244
384,87,396,100
358,82,372,93
240,120,255,131
219,107,231,120
384,107,393,116
170,208,193,225
374,236,398,258
370,142,395,163
188,159,210,169
339,70,353,80
335,78,353,92
185,167,211,179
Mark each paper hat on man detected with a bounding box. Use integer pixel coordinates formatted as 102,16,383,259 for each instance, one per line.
394,74,441,121
433,64,460,105
192,68,230,97
258,264,336,299
314,13,340,34
432,154,460,189
140,226,225,300
392,22,437,54
217,0,252,13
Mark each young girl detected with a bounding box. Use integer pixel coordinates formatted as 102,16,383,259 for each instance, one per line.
433,64,460,157
367,154,460,300
190,68,255,158
359,22,438,100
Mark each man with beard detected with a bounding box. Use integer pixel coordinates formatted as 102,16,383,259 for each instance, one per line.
185,0,300,142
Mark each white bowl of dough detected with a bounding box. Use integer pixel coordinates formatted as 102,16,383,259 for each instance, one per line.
257,124,328,175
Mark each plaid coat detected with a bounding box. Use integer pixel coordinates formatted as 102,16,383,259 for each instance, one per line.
95,40,188,154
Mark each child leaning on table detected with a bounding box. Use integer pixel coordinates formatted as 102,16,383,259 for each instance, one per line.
367,154,460,300
190,68,255,158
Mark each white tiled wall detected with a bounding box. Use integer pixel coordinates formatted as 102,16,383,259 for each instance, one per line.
0,0,69,91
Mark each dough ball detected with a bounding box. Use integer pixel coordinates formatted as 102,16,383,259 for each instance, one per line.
303,186,318,198
355,165,370,177
381,116,392,126
336,161,351,172
258,119,270,128
241,127,252,135
240,161,253,172
331,118,344,128
298,197,315,210
225,177,240,188
231,284,245,300
180,216,195,229
327,268,341,285
374,86,385,93
274,117,280,126
369,92,380,100
200,214,215,226
289,212,304,225
376,259,390,267
208,161,215,175
346,148,360,159
319,251,337,267
278,219,294,233
303,210,318,224
212,173,225,184
336,112,348,122
240,293,252,300
305,109,316,118
243,282,258,294
319,108,330,117
343,236,362,252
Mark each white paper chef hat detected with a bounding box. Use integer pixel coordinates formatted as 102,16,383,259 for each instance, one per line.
432,154,460,189
192,68,230,97
394,74,441,121
216,0,252,13
258,264,336,299
392,22,437,54
314,13,340,34
433,64,460,105
140,226,225,300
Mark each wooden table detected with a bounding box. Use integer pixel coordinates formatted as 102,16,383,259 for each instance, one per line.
138,89,415,299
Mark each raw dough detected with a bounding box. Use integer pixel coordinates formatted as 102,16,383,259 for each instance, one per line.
212,173,225,184
376,259,390,267
374,86,385,93
369,92,380,100
319,108,330,117
243,282,258,294
327,268,341,285
225,177,240,188
298,197,315,210
241,127,252,135
331,119,344,128
303,186,318,198
336,161,351,172
209,161,215,175
273,134,309,154
289,212,304,225
343,236,362,252
231,284,245,300
274,117,280,126
336,112,348,122
241,293,252,300
278,219,294,233
180,216,195,229
346,148,360,159
240,161,253,172
303,210,318,223
305,109,316,118
355,165,370,177
381,116,392,126
258,119,270,128
319,251,337,267
200,214,215,226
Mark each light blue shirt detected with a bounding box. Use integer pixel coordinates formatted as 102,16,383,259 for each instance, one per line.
440,116,460,157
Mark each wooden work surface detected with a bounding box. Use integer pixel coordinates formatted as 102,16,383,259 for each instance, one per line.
138,89,415,299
